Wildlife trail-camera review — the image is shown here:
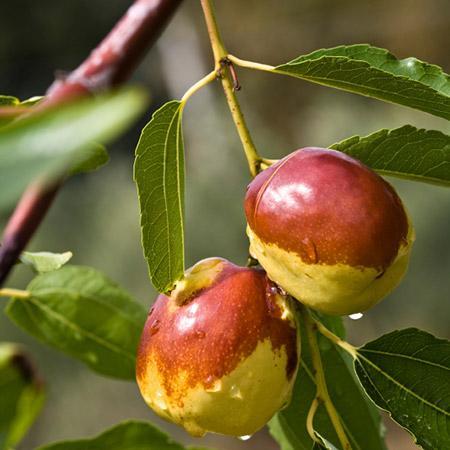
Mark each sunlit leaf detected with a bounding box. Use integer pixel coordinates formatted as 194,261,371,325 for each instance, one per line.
20,251,73,273
134,100,185,293
5,265,147,380
330,125,450,186
37,420,188,450
0,88,147,211
19,96,44,106
354,328,450,450
0,95,19,106
276,44,450,119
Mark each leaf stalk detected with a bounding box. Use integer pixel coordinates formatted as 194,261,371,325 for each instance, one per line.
227,54,276,73
314,318,358,359
181,71,217,105
0,288,30,299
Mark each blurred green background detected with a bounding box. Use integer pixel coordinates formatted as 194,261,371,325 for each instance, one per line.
1,1,449,449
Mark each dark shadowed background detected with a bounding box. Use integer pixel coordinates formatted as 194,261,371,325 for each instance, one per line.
1,1,449,449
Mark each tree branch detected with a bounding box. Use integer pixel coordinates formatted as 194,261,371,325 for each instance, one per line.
0,0,183,285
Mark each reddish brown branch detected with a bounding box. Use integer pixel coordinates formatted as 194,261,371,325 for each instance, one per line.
0,181,61,283
46,0,183,105
0,0,183,285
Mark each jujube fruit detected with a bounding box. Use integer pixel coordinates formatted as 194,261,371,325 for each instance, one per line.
136,257,299,437
245,147,414,315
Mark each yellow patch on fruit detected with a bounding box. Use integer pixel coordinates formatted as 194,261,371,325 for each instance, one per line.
137,338,298,437
247,224,415,315
170,257,225,306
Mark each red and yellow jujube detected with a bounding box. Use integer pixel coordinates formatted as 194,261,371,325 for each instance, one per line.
245,147,414,315
136,257,299,437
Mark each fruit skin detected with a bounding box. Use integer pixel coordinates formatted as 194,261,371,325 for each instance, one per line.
136,257,299,437
245,147,415,316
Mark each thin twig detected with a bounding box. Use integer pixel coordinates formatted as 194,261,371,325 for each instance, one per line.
0,0,183,286
200,0,262,177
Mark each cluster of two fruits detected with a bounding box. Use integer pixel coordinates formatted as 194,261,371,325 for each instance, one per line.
136,148,414,437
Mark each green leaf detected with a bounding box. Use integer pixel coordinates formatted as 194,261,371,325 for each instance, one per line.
0,343,44,450
354,328,450,450
269,313,386,450
330,125,450,186
0,88,147,211
69,143,109,175
0,96,21,128
0,95,43,107
134,100,185,293
314,433,339,450
0,95,19,106
275,44,450,120
36,420,188,450
20,251,73,273
311,444,326,450
19,96,44,107
5,265,147,380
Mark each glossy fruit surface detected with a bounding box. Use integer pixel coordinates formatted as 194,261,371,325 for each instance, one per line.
245,147,414,315
136,257,299,437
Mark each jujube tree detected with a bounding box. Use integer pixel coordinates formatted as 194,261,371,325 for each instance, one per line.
0,1,449,449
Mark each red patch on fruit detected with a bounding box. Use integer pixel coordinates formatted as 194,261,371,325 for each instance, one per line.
245,148,409,270
136,261,298,406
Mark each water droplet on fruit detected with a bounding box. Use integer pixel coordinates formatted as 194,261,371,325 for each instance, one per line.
238,435,252,441
230,384,243,399
349,313,363,320
205,378,222,392
149,319,161,335
195,330,206,339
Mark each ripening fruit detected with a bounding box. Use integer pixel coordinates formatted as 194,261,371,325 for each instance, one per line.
245,147,414,316
136,257,299,437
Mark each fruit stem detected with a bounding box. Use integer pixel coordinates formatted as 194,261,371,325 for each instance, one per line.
260,157,278,170
314,318,358,359
301,307,353,450
200,0,262,177
227,54,276,73
181,70,218,106
0,288,30,299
